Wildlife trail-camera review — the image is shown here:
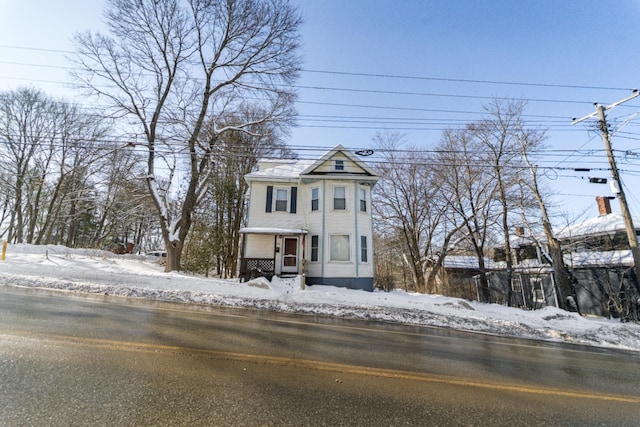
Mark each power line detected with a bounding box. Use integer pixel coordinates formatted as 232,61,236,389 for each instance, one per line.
2,44,640,168
297,84,594,105
0,45,632,92
0,135,633,174
1,81,613,132
2,48,640,133
0,61,620,108
303,69,634,92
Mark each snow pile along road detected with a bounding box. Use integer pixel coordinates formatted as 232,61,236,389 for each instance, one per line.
1,244,639,352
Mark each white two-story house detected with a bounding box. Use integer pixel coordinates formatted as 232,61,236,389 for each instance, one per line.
239,145,379,291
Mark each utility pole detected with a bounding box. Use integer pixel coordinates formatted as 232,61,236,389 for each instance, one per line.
572,90,640,284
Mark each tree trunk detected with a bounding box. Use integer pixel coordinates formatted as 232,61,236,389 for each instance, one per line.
498,178,514,306
477,257,491,303
14,176,24,243
542,222,574,310
165,241,183,273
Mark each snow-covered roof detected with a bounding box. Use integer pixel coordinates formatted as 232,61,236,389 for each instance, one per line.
442,255,499,270
246,159,316,180
245,145,378,182
239,227,308,235
509,234,536,248
564,249,635,268
509,213,640,247
505,249,634,269
555,213,640,239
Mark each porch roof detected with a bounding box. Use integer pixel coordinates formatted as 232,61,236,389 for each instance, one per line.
239,227,308,235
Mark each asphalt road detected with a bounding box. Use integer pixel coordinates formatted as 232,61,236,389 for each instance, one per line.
1,285,639,426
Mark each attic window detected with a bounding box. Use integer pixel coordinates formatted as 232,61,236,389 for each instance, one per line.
334,159,345,171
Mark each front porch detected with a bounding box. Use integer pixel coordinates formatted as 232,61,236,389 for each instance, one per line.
238,227,308,282
239,257,276,282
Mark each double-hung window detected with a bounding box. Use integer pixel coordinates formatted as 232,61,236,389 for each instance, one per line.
359,188,367,212
311,235,319,262
311,187,319,211
360,236,368,263
334,159,345,171
266,185,297,213
275,188,288,212
333,186,346,210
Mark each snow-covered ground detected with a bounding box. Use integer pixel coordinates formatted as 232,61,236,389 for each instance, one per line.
1,244,639,352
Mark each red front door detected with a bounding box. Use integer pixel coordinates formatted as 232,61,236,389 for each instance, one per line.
282,237,298,273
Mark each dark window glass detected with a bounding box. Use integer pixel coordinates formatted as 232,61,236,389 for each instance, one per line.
361,236,368,262
334,186,346,210
275,189,288,212
311,188,319,211
311,235,319,262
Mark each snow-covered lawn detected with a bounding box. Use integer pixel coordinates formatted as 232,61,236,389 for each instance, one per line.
1,244,639,352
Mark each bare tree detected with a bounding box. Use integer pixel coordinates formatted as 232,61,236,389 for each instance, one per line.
184,110,293,277
0,88,50,243
70,0,302,271
436,127,499,302
86,147,149,248
467,99,535,306
516,134,576,311
0,88,109,245
34,102,111,246
373,132,462,293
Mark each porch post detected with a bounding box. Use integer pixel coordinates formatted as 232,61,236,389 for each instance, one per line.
301,234,306,289
238,233,247,282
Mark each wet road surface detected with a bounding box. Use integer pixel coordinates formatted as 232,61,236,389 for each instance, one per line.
1,285,639,426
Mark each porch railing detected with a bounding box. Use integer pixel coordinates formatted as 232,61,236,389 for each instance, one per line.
239,258,276,282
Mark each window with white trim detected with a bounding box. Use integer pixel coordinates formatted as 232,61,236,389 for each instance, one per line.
333,186,346,210
330,234,350,261
311,235,319,262
311,187,319,211
275,188,288,212
360,235,368,262
334,159,345,171
359,188,367,212
532,278,545,305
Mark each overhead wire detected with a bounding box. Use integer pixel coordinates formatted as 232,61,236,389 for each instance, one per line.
0,45,633,91
1,135,635,177
1,44,640,176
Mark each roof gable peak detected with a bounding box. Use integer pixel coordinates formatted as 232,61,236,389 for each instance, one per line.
301,144,378,177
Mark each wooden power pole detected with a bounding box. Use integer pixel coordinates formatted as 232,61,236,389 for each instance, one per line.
573,90,640,283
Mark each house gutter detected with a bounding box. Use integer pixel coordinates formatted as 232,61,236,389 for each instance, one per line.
354,182,359,278
321,179,326,279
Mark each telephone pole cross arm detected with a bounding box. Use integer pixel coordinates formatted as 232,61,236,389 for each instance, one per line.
572,90,640,284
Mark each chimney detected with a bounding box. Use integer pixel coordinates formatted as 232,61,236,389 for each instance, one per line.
596,195,613,216
515,226,525,237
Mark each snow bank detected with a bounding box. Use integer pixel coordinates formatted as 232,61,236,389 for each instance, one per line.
1,244,639,352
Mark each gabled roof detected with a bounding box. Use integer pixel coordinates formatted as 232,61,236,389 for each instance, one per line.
555,213,640,239
300,144,379,178
509,213,640,248
244,145,378,182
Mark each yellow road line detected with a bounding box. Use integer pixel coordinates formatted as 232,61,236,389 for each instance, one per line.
3,329,639,404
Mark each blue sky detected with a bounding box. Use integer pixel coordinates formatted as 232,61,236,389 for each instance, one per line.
1,1,640,222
